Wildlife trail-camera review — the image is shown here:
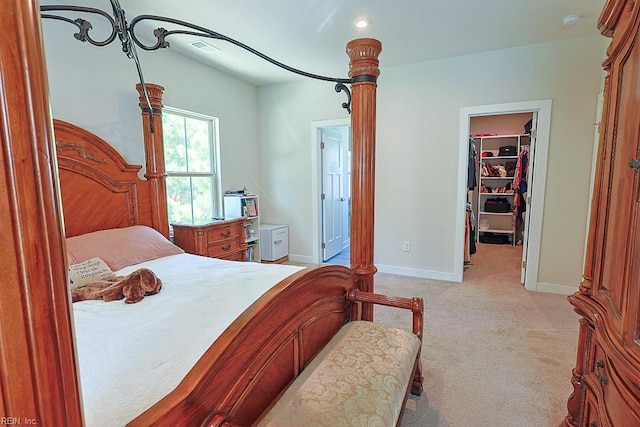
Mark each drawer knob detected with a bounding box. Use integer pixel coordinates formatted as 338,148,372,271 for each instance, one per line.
629,158,640,169
590,421,598,427
220,230,231,238
221,244,231,251
596,359,609,385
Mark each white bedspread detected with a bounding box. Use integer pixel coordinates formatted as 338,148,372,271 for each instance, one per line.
72,253,304,427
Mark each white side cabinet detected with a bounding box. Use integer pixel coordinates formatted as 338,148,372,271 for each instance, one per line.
260,224,289,262
223,194,260,262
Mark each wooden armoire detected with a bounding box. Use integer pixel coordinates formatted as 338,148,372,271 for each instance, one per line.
561,1,640,426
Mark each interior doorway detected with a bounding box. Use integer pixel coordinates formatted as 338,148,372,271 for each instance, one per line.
310,118,351,266
468,112,534,284
320,125,351,263
457,100,552,291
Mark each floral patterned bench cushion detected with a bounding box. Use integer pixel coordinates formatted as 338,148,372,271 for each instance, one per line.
257,320,421,426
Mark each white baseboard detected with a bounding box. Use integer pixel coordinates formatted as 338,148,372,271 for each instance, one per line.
533,282,577,296
288,254,317,265
375,264,459,282
287,257,578,296
373,265,578,296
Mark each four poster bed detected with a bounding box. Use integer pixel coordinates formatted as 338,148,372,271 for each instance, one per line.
55,59,423,427
0,3,424,427
54,92,423,426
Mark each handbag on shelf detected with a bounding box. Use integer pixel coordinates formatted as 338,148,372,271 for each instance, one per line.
484,197,511,213
479,232,511,245
498,145,517,156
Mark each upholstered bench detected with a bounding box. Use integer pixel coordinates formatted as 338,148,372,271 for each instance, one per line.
202,290,424,427
256,320,421,426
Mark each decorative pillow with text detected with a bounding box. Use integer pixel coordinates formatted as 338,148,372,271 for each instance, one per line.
68,257,116,290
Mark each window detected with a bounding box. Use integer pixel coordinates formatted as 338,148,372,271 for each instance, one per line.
162,107,220,225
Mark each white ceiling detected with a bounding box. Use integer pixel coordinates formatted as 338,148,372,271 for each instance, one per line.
44,0,606,86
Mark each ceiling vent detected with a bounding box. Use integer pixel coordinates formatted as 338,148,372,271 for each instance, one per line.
189,40,221,53
562,13,583,27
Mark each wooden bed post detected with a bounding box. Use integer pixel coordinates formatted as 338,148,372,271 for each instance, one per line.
136,83,170,238
0,1,83,425
347,38,382,321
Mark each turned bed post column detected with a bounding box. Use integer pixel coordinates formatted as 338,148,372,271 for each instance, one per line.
0,1,83,424
347,38,382,321
136,83,170,238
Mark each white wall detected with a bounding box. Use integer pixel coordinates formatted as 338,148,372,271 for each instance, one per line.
258,34,604,289
257,81,348,262
43,14,605,290
41,19,260,198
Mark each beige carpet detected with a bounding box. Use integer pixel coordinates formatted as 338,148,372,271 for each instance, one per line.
371,243,579,427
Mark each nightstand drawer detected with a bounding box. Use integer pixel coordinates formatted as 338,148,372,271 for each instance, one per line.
172,218,247,261
206,225,241,244
206,238,242,257
215,249,246,262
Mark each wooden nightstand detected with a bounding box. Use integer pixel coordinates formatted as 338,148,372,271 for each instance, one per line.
172,218,247,261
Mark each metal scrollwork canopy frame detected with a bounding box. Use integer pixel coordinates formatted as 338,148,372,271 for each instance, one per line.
40,0,354,132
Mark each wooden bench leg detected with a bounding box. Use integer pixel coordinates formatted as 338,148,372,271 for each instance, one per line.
412,360,424,396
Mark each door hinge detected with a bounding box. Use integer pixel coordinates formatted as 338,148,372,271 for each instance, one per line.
531,130,537,139
321,242,326,249
320,142,325,149
527,196,532,205
522,260,527,269
321,193,325,200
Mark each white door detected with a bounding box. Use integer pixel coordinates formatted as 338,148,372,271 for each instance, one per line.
520,112,537,284
321,128,346,261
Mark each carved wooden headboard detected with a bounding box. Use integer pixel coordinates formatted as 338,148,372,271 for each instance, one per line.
54,118,170,239
54,84,169,238
54,119,152,237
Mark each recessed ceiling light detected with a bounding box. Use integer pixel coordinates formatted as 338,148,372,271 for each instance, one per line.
355,19,368,29
562,13,583,27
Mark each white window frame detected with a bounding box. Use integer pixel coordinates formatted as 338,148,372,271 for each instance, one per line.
163,106,222,223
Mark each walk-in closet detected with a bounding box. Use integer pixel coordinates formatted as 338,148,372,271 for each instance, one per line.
465,112,534,282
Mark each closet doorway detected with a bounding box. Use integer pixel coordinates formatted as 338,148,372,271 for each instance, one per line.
458,100,552,291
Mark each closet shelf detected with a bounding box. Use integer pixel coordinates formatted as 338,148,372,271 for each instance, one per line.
479,192,514,195
476,133,524,139
478,228,514,234
479,211,513,216
481,176,515,180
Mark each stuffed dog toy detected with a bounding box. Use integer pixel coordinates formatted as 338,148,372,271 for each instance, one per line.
72,268,162,304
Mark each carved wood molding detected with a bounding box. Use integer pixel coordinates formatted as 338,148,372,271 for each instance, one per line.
346,38,382,79
56,139,108,164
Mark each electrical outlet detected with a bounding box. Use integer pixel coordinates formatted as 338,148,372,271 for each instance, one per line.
402,241,411,252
